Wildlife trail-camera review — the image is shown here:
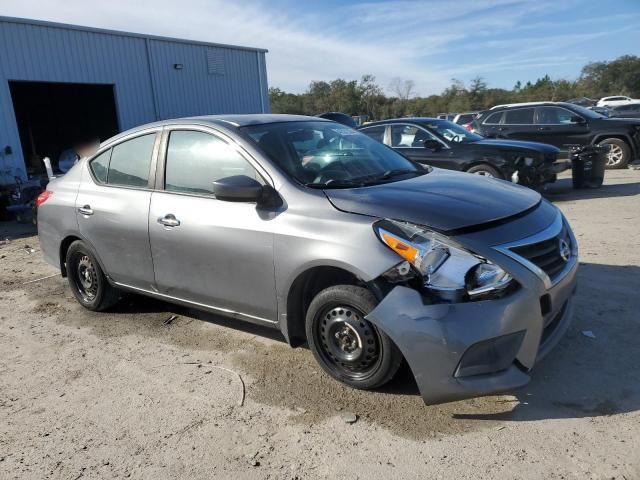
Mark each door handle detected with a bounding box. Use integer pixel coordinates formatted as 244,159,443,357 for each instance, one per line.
78,205,94,216
158,214,180,227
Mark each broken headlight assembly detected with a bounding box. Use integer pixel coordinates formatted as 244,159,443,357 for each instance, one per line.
374,219,515,302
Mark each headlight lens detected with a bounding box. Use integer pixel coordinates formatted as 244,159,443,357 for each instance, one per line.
374,219,513,301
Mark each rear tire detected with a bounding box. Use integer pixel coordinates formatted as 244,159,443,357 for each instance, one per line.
66,240,120,311
305,285,403,390
466,164,503,178
598,138,630,169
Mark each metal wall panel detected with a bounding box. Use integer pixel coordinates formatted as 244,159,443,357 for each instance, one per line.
0,17,268,183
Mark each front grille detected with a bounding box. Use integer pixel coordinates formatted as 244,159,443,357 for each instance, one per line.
509,225,571,281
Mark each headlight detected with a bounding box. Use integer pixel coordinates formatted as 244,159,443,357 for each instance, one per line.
374,219,513,301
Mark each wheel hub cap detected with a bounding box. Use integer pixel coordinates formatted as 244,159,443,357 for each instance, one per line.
606,144,623,166
76,255,97,300
319,306,380,373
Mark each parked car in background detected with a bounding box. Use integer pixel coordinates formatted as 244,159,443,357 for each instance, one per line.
588,106,610,117
608,103,640,119
437,113,457,121
565,97,596,107
37,114,578,405
474,102,640,168
317,111,357,128
597,96,640,108
452,112,479,131
359,118,560,187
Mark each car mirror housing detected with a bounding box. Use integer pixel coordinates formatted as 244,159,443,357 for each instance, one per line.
423,139,442,151
213,175,264,202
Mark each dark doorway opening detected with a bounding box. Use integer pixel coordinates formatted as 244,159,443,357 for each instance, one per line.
9,81,119,175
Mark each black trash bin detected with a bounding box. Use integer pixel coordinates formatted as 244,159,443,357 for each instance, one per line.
570,144,607,189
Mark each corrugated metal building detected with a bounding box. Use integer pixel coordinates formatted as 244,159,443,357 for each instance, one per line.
0,16,269,184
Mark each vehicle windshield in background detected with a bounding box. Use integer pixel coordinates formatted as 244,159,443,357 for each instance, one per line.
242,121,425,188
569,104,607,119
423,120,484,143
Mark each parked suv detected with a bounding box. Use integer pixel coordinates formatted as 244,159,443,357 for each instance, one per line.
37,114,578,405
359,118,560,188
474,102,640,168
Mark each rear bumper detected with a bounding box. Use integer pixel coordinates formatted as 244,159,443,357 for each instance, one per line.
366,258,577,405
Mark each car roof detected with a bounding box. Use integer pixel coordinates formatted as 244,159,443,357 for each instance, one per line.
100,114,329,147
489,101,576,111
360,117,441,127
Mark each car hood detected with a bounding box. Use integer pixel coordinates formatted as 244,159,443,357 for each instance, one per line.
324,168,541,233
468,138,560,153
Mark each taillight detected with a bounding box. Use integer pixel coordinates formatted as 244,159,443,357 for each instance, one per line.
36,191,53,208
463,122,473,132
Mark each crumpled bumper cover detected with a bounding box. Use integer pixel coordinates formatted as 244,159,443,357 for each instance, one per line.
366,261,577,405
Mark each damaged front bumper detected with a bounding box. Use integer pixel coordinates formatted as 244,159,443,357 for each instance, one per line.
366,219,578,405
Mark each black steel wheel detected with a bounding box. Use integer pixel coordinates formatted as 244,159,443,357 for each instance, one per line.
66,240,120,311
305,285,403,390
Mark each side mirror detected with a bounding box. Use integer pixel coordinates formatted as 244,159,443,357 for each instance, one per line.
423,139,442,151
571,115,586,124
212,175,263,202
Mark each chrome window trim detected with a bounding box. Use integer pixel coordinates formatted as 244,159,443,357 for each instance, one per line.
482,111,504,125
387,123,450,150
86,127,162,191
534,106,585,125
493,211,578,289
500,107,536,125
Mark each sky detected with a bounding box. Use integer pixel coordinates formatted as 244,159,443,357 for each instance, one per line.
2,0,640,96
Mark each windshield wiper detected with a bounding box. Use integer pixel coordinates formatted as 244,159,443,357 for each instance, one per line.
367,169,423,182
304,179,367,189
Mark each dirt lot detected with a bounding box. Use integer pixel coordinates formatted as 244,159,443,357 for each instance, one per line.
1,170,639,479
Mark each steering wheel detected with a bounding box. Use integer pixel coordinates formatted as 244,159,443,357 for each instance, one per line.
450,134,462,143
312,161,347,184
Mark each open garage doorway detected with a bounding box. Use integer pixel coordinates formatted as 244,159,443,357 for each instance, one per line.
9,81,119,175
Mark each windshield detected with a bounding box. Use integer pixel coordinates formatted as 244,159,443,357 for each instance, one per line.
565,104,606,119
241,121,425,188
421,119,484,143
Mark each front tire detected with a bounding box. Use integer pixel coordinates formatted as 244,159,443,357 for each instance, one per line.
466,163,503,178
598,138,630,169
66,240,120,311
305,285,402,390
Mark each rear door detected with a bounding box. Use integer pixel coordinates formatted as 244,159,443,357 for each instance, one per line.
76,130,159,289
477,111,504,137
387,123,455,169
497,107,538,141
148,127,277,322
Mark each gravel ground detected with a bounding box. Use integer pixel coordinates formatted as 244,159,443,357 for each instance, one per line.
1,170,639,479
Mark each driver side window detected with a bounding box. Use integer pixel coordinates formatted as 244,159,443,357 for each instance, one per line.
164,130,264,196
390,125,436,148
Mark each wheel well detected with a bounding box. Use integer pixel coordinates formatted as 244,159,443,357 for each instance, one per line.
594,135,631,148
286,266,361,346
59,235,81,277
465,161,506,178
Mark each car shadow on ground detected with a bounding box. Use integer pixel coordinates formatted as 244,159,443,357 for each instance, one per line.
107,262,640,424
542,177,640,201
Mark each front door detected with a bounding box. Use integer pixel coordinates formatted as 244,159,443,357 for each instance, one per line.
388,124,456,169
533,106,591,151
148,128,277,322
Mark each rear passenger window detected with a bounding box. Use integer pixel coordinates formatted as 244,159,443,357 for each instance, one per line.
89,150,111,184
107,134,156,187
359,126,385,142
504,108,534,124
164,130,262,195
